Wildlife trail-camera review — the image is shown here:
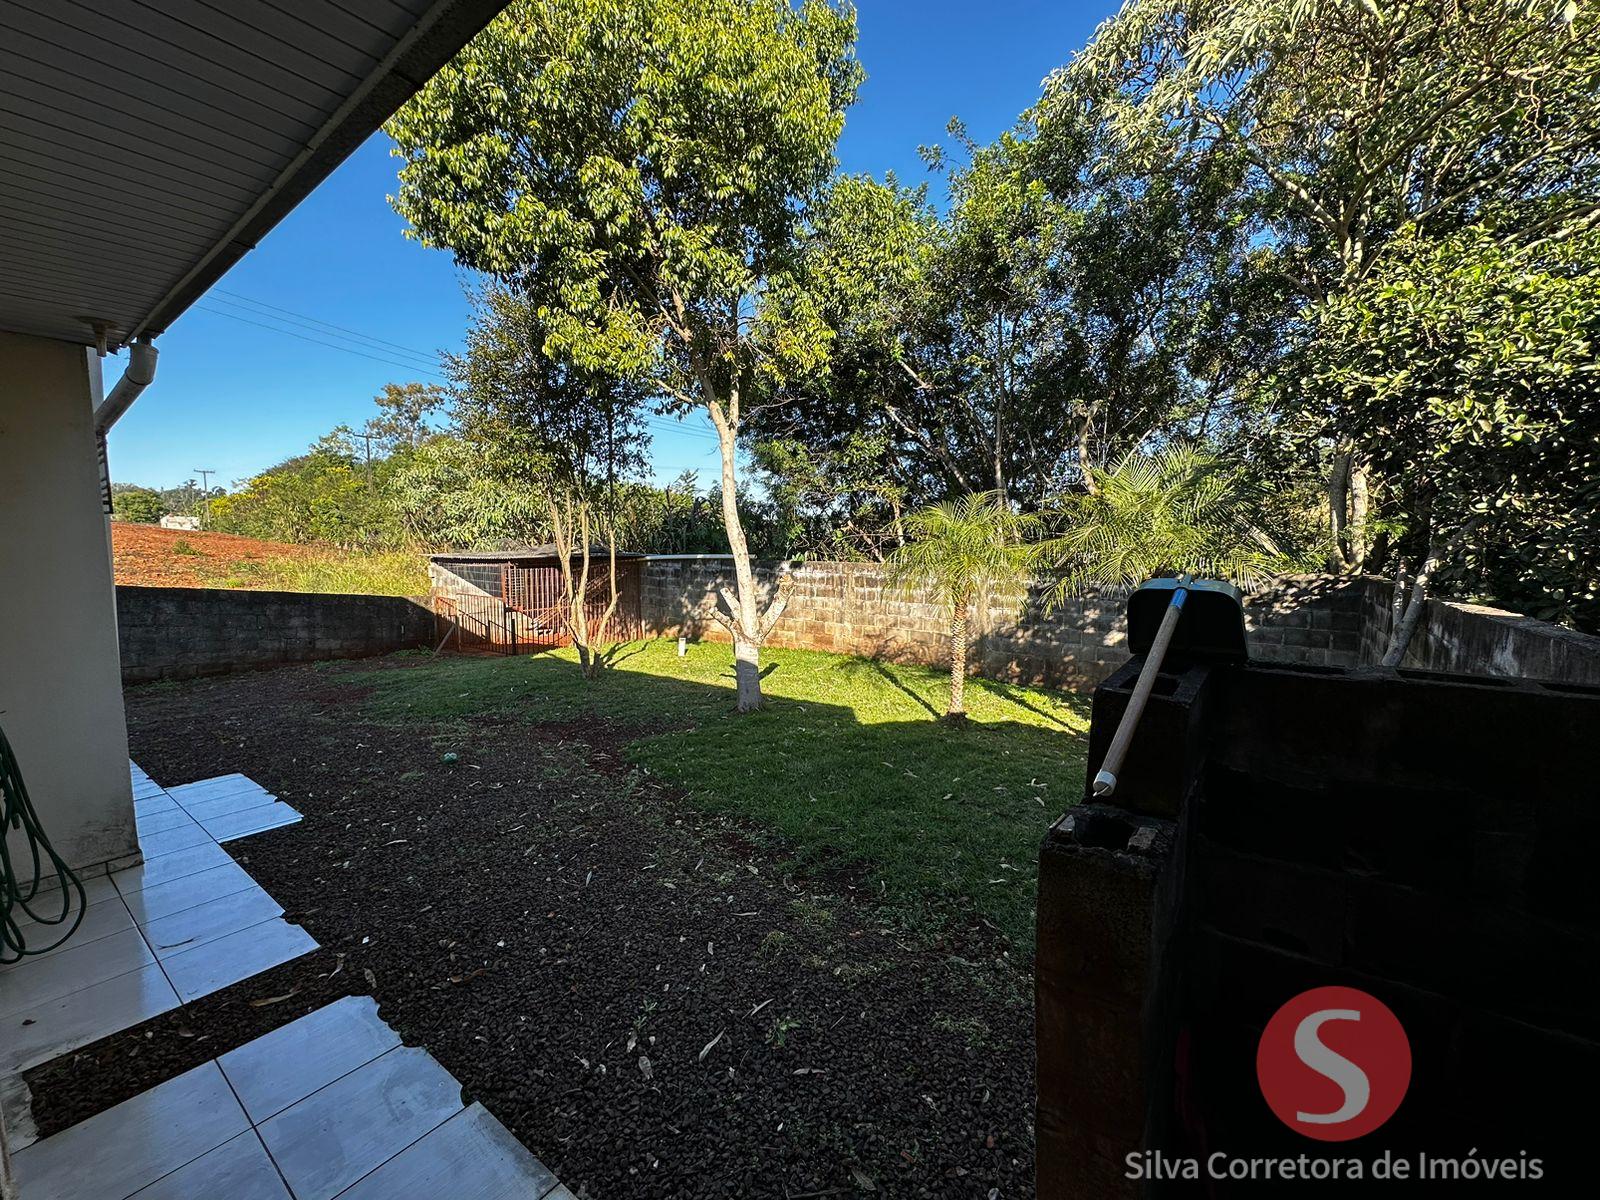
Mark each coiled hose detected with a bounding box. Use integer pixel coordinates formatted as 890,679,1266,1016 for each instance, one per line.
1,720,86,964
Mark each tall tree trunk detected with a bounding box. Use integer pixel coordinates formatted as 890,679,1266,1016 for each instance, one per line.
1382,519,1477,668
947,606,969,719
1327,448,1352,572
1076,403,1101,497
709,391,767,713
1349,463,1371,569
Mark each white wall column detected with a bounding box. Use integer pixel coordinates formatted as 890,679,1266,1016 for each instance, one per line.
0,331,136,872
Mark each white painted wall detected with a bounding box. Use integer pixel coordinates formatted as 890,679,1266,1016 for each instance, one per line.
0,331,135,872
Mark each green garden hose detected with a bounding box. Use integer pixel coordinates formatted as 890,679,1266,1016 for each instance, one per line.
1,720,86,964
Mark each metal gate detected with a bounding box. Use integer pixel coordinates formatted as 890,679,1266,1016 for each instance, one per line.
501,560,643,650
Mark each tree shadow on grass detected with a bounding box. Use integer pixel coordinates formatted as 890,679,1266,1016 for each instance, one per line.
600,642,648,669
869,659,941,719
983,679,1081,730
358,644,1088,948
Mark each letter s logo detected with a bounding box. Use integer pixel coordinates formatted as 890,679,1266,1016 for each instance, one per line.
1257,987,1410,1141
1292,1009,1369,1124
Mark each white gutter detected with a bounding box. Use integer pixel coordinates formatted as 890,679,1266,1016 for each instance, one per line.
94,340,158,434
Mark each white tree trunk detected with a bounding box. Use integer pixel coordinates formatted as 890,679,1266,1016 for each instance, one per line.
708,388,775,713
733,635,761,712
1327,448,1352,572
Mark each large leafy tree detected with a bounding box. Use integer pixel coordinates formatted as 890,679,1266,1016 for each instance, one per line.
758,104,1249,542
1062,0,1600,573
446,283,651,501
363,383,448,454
387,0,862,711
885,493,1040,722
1307,226,1600,634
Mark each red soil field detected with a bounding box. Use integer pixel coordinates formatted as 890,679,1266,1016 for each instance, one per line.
111,522,315,588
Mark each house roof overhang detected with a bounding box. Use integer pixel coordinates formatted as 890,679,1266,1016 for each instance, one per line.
0,0,506,349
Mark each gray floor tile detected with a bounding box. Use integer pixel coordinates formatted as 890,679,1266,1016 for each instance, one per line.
122,862,259,926
11,1062,249,1200
258,1047,464,1200
136,807,203,837
204,803,302,843
135,795,180,817
129,1131,292,1200
132,781,167,801
335,1102,558,1200
113,841,237,897
1,895,134,960
138,822,217,859
142,887,285,960
1,961,180,1073
162,918,318,1003
220,996,401,1123
0,926,156,1017
28,871,125,911
180,787,279,822
169,773,258,802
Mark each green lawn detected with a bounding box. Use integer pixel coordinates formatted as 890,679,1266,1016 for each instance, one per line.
361,640,1089,947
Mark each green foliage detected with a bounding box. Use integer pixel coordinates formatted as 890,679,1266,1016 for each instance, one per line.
1307,227,1600,628
209,437,395,549
1062,0,1600,292
112,480,224,521
111,488,166,524
387,0,861,397
751,433,905,559
755,95,1260,545
364,383,447,453
386,434,548,548
1060,0,1600,618
885,492,1040,614
1045,446,1300,598
446,283,651,500
360,641,1089,947
390,0,864,704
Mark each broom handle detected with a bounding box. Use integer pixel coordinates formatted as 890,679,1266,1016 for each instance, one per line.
1092,586,1187,798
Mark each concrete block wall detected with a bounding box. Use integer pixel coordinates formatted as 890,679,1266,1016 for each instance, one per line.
1185,666,1600,1178
1039,660,1600,1194
429,558,503,598
641,557,1366,692
117,586,434,683
1361,577,1600,684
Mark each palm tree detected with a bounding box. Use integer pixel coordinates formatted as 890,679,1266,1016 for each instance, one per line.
885,492,1040,722
1044,445,1294,603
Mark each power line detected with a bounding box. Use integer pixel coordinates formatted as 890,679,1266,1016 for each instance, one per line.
206,296,444,371
197,291,725,445
212,288,447,360
195,305,451,379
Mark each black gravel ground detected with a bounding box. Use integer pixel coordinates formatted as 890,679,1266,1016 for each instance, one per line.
27,657,1037,1198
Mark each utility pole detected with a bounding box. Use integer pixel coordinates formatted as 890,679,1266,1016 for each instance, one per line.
194,469,215,528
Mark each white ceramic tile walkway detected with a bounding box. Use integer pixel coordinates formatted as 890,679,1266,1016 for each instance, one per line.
0,763,313,1078
12,997,574,1200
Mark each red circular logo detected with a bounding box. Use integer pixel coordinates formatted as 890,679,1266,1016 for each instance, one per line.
1256,986,1411,1141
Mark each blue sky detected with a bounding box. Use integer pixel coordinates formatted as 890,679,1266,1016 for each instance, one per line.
107,1,1115,492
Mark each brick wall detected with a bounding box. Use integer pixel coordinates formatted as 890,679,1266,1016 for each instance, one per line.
117,586,434,684
642,557,1365,691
